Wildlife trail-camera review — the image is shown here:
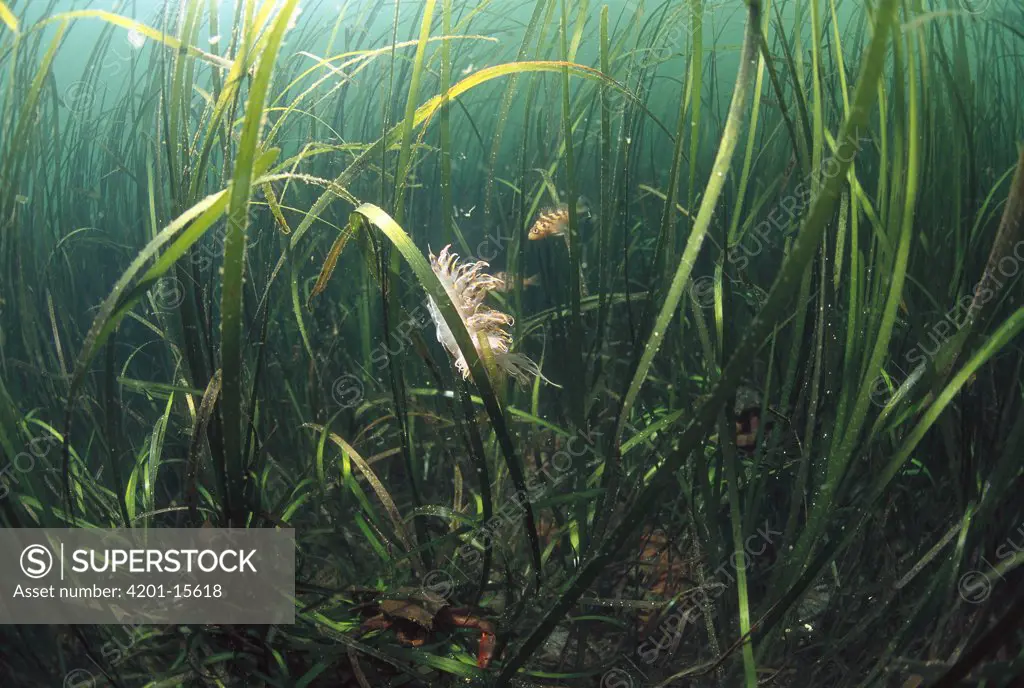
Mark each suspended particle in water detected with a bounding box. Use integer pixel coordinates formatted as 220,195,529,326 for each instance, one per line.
127,29,145,50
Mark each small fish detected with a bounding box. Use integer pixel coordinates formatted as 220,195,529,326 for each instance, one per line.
735,407,761,452
491,272,540,293
527,196,592,240
74,188,102,201
14,195,28,205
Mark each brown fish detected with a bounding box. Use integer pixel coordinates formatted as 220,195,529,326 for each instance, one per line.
491,271,540,292
527,196,592,240
735,407,761,451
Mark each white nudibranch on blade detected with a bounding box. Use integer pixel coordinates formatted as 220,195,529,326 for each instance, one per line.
426,244,557,388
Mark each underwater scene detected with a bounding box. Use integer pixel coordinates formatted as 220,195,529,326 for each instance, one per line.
1,0,1023,685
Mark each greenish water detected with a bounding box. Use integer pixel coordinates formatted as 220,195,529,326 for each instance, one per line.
1,0,1023,686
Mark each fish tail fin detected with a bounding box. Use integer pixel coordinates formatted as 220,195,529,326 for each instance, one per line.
524,274,541,287
576,194,595,221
